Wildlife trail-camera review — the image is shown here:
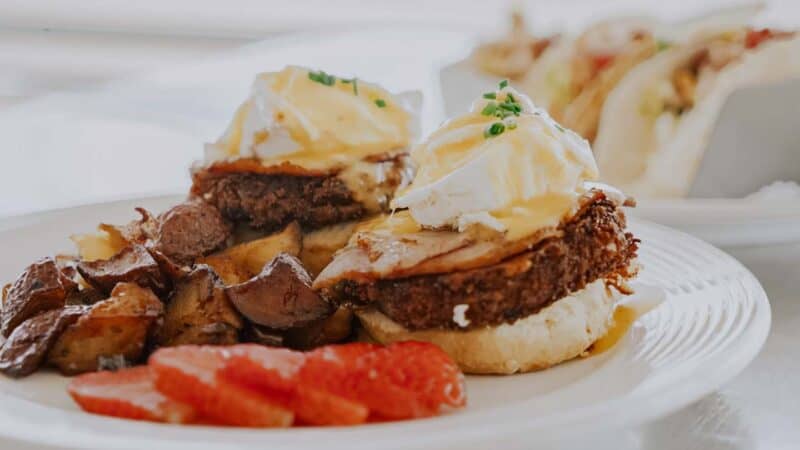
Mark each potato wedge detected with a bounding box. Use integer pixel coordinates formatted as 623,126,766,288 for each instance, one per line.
47,283,163,375
300,221,358,276
200,222,301,283
70,224,128,262
1,258,70,337
157,266,243,347
77,245,169,295
224,253,332,330
0,306,87,377
283,307,353,350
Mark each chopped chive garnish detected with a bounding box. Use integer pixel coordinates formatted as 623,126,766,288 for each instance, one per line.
499,79,509,89
352,78,359,95
375,99,387,108
308,70,336,86
340,78,352,84
483,92,497,99
484,122,506,138
656,40,670,51
506,92,515,102
481,102,498,116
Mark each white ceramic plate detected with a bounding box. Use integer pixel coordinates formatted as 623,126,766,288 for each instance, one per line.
0,196,770,449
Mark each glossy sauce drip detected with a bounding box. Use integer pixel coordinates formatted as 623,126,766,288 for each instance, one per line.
588,305,638,355
216,66,413,171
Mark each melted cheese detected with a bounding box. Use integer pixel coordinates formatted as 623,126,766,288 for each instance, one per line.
207,66,418,171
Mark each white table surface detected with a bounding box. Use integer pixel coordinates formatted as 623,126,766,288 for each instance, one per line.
0,17,799,450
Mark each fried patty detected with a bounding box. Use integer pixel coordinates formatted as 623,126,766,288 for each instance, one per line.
324,197,638,331
192,170,364,232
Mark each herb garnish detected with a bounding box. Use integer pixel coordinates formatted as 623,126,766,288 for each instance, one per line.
656,40,671,52
480,80,523,138
375,99,387,108
339,77,359,95
308,70,361,96
484,122,506,138
308,70,336,86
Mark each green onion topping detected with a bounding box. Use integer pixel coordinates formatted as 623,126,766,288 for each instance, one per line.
484,122,506,138
375,99,387,108
308,70,336,86
499,79,509,89
483,92,496,99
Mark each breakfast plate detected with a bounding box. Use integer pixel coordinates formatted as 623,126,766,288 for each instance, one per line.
0,195,770,449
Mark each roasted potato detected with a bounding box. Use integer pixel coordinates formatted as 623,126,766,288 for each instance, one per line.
200,222,301,284
77,245,169,295
283,307,354,350
1,258,70,337
300,221,358,276
46,282,163,375
70,224,128,262
0,306,86,377
224,253,332,330
157,266,243,347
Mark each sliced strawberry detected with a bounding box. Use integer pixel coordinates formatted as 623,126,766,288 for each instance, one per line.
221,345,305,392
149,346,293,428
300,344,434,420
290,385,368,426
221,345,368,426
375,341,466,409
68,366,195,423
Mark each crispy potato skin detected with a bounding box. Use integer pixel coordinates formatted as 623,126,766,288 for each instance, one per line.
1,258,69,337
46,283,163,375
0,306,87,377
200,222,302,284
156,266,243,347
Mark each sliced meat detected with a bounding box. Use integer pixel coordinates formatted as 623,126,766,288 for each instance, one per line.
0,306,87,377
323,197,638,330
157,266,243,347
313,190,623,289
77,245,169,295
1,258,70,337
225,253,333,330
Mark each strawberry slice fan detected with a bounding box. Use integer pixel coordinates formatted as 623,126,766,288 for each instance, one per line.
67,342,467,427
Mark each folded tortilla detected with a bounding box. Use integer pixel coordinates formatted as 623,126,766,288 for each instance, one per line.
594,30,800,198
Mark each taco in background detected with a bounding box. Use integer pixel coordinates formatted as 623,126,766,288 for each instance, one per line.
521,17,659,142
470,12,557,81
594,28,799,198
